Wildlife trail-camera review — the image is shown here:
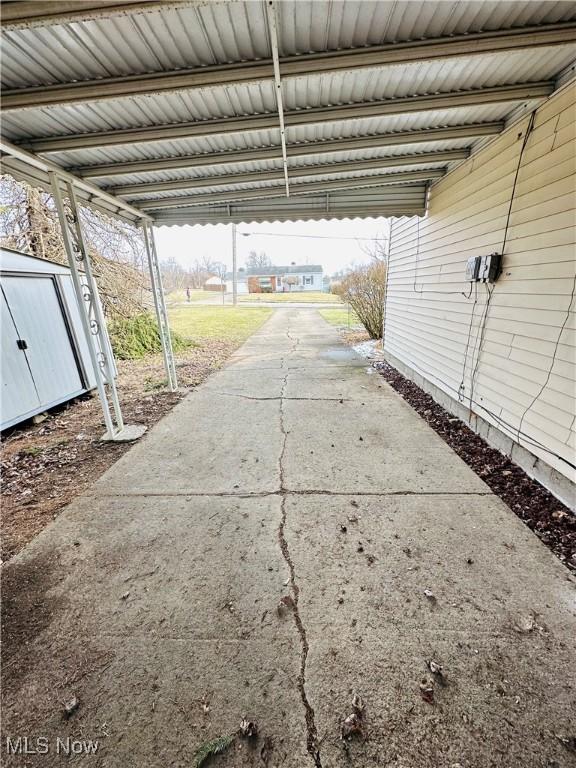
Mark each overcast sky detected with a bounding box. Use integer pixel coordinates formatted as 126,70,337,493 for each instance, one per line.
154,217,390,276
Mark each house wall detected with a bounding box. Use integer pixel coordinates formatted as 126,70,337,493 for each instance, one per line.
248,275,276,293
384,82,576,505
281,273,323,291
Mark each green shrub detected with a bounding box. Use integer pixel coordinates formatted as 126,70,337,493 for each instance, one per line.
109,313,192,360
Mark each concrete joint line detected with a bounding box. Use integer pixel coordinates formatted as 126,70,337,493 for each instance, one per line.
212,390,353,403
91,490,495,498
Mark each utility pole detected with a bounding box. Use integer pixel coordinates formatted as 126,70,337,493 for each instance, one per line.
232,222,238,306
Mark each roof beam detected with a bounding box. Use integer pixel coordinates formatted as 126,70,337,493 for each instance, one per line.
2,22,574,110
110,149,467,197
136,169,445,210
75,122,503,179
20,83,553,154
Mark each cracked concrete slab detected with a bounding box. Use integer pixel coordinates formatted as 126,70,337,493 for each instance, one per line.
282,397,490,493
93,390,283,495
3,308,575,768
16,494,290,641
284,494,575,637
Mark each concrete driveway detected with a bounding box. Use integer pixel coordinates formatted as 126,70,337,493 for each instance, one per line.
2,309,575,768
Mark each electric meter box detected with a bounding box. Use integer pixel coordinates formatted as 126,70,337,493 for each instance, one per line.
465,256,480,281
465,253,502,283
478,252,502,283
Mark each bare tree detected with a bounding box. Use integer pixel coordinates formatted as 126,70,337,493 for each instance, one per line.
246,249,272,269
0,175,150,318
188,255,217,288
359,229,390,263
160,257,189,292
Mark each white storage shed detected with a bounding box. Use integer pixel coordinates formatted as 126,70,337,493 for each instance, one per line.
0,247,109,429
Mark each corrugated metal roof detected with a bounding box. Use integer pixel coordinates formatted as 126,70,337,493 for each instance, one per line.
1,46,573,145
3,1,575,89
1,1,575,224
1,3,271,88
281,46,576,108
119,163,447,203
275,0,576,54
285,102,538,143
95,138,471,188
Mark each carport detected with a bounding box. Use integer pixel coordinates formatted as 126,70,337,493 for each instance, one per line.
2,1,575,445
2,4,576,765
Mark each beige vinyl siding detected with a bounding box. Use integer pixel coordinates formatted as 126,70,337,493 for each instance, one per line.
385,81,576,486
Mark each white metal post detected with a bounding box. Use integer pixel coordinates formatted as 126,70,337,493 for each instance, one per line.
50,171,146,442
232,222,238,306
142,222,178,391
265,0,290,197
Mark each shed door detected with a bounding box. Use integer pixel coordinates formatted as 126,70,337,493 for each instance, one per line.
1,287,41,425
2,276,83,408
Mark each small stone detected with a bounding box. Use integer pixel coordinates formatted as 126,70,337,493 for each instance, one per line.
352,693,365,713
64,696,79,718
419,678,434,704
341,712,363,740
239,717,258,739
428,660,442,675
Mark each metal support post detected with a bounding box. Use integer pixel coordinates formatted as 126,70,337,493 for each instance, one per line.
142,222,178,391
50,171,146,441
232,222,238,306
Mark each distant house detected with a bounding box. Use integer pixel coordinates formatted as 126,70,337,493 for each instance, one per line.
204,275,225,292
224,265,324,293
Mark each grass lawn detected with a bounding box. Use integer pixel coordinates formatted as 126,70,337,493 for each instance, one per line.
239,291,339,303
169,305,272,343
166,289,217,304
318,307,362,327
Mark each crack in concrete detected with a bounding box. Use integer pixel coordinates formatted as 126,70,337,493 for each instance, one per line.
276,324,322,768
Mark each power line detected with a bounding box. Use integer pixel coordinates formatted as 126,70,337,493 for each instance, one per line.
468,110,535,413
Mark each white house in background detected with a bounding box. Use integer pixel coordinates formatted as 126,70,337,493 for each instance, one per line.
222,265,324,293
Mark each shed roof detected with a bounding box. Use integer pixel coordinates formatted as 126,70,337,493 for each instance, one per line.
1,1,575,225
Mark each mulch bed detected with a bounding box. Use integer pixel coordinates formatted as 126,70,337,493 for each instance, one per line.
372,360,575,572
